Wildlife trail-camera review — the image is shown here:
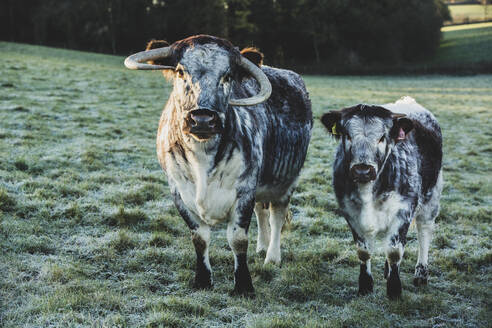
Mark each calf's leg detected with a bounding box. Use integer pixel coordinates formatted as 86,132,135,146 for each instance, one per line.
385,220,410,300
414,220,434,286
265,201,288,265
254,202,270,255
414,171,442,286
356,238,374,296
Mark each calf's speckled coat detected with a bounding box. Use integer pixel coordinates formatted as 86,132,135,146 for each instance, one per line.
321,97,442,299
153,35,312,296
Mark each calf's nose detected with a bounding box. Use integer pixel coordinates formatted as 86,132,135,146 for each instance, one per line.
350,164,376,183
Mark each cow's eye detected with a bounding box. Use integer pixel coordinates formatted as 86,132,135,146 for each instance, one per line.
379,136,385,143
176,68,184,78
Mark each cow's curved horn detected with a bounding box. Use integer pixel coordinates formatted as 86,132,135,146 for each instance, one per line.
229,56,272,106
124,47,174,70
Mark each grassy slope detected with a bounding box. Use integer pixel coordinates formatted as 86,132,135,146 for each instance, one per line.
448,4,492,24
0,42,491,327
433,22,492,68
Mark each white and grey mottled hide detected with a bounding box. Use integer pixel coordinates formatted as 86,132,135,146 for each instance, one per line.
326,97,442,298
157,42,312,227
154,36,312,293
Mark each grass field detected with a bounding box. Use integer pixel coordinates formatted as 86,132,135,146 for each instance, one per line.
448,4,492,25
433,22,492,70
0,42,491,327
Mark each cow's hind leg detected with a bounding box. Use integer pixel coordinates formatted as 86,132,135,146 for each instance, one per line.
415,171,442,286
191,224,213,289
254,202,270,255
265,201,288,265
414,219,434,286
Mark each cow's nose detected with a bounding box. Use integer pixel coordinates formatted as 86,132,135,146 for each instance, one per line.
190,112,215,128
189,108,218,130
350,164,376,183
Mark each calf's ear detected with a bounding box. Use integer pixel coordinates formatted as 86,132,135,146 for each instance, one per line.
391,114,414,141
321,111,342,139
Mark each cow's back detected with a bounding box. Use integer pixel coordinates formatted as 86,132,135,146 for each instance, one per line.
384,97,442,197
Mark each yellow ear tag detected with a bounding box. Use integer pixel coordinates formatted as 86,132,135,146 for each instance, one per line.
332,123,338,135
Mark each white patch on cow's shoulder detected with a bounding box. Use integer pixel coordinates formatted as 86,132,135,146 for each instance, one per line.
344,184,405,239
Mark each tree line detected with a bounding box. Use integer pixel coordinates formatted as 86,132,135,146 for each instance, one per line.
1,0,450,71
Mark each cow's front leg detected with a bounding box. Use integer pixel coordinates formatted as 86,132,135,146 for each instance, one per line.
172,190,212,289
265,201,288,265
228,197,255,297
385,221,410,300
191,224,212,289
356,238,374,296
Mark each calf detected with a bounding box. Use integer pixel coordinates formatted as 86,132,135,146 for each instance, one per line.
321,97,442,299
125,35,312,296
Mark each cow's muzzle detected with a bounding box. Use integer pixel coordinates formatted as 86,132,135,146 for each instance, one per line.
183,108,222,140
350,164,377,183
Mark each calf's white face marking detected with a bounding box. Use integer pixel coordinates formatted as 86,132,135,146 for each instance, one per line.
344,115,391,174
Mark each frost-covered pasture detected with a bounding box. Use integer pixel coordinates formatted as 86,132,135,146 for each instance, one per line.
0,42,490,327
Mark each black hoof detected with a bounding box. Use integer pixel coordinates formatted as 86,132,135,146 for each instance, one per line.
193,275,212,290
257,250,267,258
413,276,428,287
358,282,373,296
414,264,429,287
231,253,255,297
387,264,402,300
230,285,255,298
358,264,374,296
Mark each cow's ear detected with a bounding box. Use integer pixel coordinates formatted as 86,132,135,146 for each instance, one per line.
321,111,343,139
237,47,264,81
391,114,414,142
145,39,173,66
240,47,264,67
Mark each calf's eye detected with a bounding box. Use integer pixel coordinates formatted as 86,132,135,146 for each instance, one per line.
176,68,184,78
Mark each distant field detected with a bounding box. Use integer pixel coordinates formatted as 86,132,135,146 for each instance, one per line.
0,42,491,327
427,22,492,72
448,4,492,24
